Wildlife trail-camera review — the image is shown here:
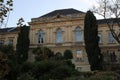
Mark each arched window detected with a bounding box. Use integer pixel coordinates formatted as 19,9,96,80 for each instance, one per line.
75,27,82,42
38,30,44,44
56,28,62,43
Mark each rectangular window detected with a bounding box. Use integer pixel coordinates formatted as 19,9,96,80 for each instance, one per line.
76,31,82,42
98,34,102,43
75,27,82,42
108,33,116,43
38,31,44,44
0,40,4,45
76,50,83,62
8,39,13,45
56,33,62,43
76,67,82,71
56,29,62,43
108,50,117,62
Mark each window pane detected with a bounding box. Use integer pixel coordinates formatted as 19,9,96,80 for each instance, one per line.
76,67,82,71
98,34,102,43
108,33,115,43
38,31,44,44
56,29,62,43
76,50,83,62
8,39,13,45
0,40,4,45
76,31,82,42
75,27,82,42
108,50,117,62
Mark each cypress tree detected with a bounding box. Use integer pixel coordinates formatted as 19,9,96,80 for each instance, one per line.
16,25,30,64
84,11,103,71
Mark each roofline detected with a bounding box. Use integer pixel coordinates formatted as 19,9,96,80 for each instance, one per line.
37,8,86,18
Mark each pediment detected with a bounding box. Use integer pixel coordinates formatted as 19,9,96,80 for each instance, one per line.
46,14,71,22
31,13,85,23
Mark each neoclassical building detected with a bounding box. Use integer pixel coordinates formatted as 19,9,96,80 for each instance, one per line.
0,8,120,71
0,27,18,47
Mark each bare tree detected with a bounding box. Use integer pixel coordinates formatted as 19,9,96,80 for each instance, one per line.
92,0,120,44
17,17,24,33
0,0,13,28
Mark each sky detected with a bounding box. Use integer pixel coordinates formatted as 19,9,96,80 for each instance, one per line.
4,0,101,27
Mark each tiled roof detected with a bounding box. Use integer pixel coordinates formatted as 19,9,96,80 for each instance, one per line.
0,26,30,34
0,28,12,33
97,18,120,24
0,27,18,34
40,8,85,18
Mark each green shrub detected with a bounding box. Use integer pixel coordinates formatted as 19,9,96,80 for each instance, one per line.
89,71,119,80
32,47,54,61
55,52,63,60
17,73,35,80
65,71,120,80
64,50,73,60
50,65,74,79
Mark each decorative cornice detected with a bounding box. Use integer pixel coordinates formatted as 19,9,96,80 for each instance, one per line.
29,14,85,25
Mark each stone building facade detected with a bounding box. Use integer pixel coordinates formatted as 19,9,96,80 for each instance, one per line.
0,8,120,71
0,27,18,48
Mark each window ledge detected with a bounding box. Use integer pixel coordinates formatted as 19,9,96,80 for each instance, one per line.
107,43,116,44
56,43,62,45
75,59,84,62
99,43,103,45
75,42,83,44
